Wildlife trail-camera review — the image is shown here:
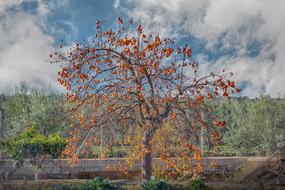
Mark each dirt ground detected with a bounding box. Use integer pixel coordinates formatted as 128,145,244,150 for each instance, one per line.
1,179,285,190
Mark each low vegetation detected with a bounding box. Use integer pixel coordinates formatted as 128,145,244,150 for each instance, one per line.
80,177,124,190
0,126,66,180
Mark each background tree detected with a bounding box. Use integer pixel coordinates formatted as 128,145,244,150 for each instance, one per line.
0,94,5,139
1,83,70,138
218,96,285,156
52,18,239,180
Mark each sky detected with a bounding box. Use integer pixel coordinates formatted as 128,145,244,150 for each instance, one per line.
0,0,284,97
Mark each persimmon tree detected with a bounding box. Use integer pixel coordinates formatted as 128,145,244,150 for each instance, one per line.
51,18,240,180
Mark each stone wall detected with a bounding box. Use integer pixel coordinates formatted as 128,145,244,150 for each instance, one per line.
0,157,268,180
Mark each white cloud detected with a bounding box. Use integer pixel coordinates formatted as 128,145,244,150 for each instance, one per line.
0,0,66,93
0,0,23,14
114,0,120,9
125,0,285,97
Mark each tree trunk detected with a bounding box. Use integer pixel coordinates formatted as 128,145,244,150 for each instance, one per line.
34,170,39,181
142,129,153,181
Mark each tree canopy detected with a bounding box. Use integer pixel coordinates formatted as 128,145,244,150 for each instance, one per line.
51,18,239,180
219,96,285,156
0,83,70,138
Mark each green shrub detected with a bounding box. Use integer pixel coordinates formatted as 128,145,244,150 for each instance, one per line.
80,177,123,190
0,126,66,180
0,126,66,165
252,182,278,190
142,176,172,190
185,178,211,190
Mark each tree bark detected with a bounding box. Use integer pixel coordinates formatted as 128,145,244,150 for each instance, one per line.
142,129,153,181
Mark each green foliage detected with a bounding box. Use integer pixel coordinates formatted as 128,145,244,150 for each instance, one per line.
252,184,278,190
90,145,127,158
1,83,69,137
80,177,123,190
216,96,285,156
185,178,211,190
0,126,66,168
142,176,172,190
108,147,127,158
